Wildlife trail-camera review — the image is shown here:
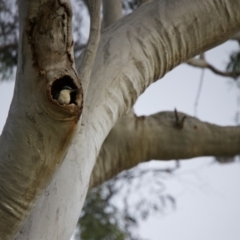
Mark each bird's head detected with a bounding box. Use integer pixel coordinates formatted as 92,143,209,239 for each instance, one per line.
54,86,78,104
54,86,72,100
62,86,73,91
62,86,78,93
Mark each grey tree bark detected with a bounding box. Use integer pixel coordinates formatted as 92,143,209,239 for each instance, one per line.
0,0,240,239
102,0,122,29
91,111,240,188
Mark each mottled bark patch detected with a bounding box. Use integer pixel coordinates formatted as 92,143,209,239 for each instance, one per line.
25,0,83,116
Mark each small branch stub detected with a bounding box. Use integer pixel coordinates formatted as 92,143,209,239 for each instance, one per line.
174,108,186,129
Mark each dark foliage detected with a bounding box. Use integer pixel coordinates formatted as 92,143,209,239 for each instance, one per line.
0,0,18,80
227,41,240,74
78,185,137,240
77,162,179,240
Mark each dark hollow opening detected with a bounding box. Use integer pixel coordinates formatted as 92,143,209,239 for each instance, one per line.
51,76,78,104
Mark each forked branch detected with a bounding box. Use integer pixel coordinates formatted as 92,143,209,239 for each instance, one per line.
187,57,240,79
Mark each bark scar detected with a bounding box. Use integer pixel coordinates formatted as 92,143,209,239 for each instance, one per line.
26,0,75,72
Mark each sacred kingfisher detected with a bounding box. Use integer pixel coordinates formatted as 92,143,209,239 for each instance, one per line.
56,86,77,105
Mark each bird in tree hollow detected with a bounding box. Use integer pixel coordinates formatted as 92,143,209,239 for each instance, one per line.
56,86,77,105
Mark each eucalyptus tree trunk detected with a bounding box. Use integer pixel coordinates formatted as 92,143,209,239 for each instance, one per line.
0,0,240,239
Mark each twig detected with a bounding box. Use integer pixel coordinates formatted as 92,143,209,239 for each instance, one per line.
194,69,205,117
174,108,186,129
187,58,240,79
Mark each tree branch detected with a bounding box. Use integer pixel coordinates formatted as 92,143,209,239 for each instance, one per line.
90,111,240,188
187,57,240,79
102,0,122,29
231,32,240,41
82,0,240,152
77,0,102,94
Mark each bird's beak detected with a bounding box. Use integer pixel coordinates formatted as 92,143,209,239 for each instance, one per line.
70,89,78,93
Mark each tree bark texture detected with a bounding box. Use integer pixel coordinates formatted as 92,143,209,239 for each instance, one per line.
90,111,240,188
0,0,239,239
0,0,83,238
102,0,122,29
